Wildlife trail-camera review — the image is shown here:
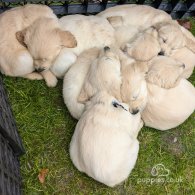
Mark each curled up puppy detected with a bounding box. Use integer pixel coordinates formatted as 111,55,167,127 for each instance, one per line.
70,91,143,187
0,4,57,81
78,46,122,103
63,48,100,119
142,60,195,130
16,17,77,87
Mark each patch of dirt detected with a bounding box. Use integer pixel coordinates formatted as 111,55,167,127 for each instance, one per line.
161,131,186,157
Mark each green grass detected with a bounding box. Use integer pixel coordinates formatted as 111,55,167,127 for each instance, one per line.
3,18,195,194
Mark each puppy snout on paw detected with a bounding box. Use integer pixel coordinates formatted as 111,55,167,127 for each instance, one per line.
36,67,45,73
131,108,139,115
158,51,164,56
104,46,110,51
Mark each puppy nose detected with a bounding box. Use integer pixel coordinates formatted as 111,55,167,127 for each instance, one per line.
131,109,139,115
36,67,45,73
158,51,164,56
104,46,110,51
181,64,185,69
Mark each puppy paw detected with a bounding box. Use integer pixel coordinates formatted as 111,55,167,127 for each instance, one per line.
46,77,58,87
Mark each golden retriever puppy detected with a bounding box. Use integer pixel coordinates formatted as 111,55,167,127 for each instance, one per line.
171,47,195,78
78,46,121,102
120,52,148,114
146,56,185,89
142,79,195,130
123,27,161,61
16,17,77,87
97,4,172,29
0,4,57,81
17,14,115,86
154,20,186,55
63,48,100,119
70,91,142,187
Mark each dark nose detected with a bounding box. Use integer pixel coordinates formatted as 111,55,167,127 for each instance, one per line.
36,67,45,73
181,64,185,69
158,51,164,56
104,46,110,52
131,109,139,115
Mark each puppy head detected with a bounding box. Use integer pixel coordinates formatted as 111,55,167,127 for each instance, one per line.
154,21,186,55
16,18,77,72
147,56,185,88
86,91,129,113
121,62,148,114
124,27,161,61
78,46,121,103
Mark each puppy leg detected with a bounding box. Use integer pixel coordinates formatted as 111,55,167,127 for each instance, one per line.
23,72,43,80
41,70,58,87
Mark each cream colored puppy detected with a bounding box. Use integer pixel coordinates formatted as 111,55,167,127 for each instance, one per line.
17,14,115,86
154,21,186,55
171,47,195,78
120,53,148,114
78,46,121,103
70,91,142,187
16,17,77,87
142,79,195,130
0,4,57,80
147,56,185,89
123,27,161,61
63,48,100,119
97,4,172,29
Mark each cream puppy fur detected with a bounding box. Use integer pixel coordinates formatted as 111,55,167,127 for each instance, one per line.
63,48,100,119
17,14,115,86
147,56,185,89
16,17,77,87
0,4,57,80
142,79,195,130
78,46,121,103
70,91,142,187
52,15,115,77
154,21,186,55
97,4,172,29
171,47,195,79
120,52,148,114
123,27,161,61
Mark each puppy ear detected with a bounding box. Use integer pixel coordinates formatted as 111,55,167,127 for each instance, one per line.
16,29,27,47
78,88,89,103
107,16,123,28
57,29,77,48
180,26,195,53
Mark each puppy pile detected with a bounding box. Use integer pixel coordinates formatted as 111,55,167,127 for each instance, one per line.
0,4,195,187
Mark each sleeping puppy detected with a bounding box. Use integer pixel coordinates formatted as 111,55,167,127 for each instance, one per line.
78,46,121,103
63,48,100,120
120,53,148,114
142,79,195,130
17,14,115,86
0,4,57,81
97,4,172,29
147,56,185,89
123,27,161,61
16,17,77,87
170,47,195,79
154,21,186,55
70,91,142,187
